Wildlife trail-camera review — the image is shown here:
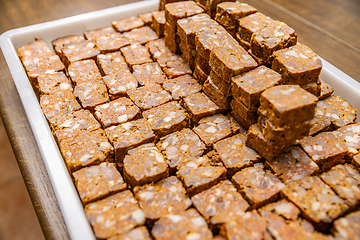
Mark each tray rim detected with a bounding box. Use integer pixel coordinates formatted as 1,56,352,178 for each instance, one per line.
1,0,360,239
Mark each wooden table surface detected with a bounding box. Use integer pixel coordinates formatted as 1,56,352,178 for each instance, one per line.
0,0,359,239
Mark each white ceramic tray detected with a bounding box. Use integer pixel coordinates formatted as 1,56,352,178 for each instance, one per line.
1,0,359,239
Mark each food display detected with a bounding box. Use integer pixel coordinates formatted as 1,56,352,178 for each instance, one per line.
15,0,359,239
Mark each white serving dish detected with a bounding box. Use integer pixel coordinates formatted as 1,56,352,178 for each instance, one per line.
0,0,359,239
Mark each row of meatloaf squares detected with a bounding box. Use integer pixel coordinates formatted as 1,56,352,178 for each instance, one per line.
16,0,360,239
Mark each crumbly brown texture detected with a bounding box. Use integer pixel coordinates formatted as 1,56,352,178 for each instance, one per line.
96,51,130,75
162,74,202,100
108,226,152,240
112,16,145,32
332,210,360,240
165,1,205,28
120,44,153,69
123,26,159,45
132,62,168,86
102,70,138,100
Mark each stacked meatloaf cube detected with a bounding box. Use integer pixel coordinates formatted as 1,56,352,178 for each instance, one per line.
17,0,360,239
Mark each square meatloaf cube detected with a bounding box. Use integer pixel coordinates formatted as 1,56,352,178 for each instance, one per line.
127,84,172,111
133,176,192,225
156,128,206,172
191,180,249,230
105,118,155,163
209,70,232,97
132,62,168,86
85,190,145,239
206,0,235,18
157,53,192,79
250,20,297,66
123,26,159,45
96,51,130,75
230,97,258,127
142,101,189,137
232,163,285,209
316,95,357,129
237,12,273,44
266,146,319,183
37,72,72,96
138,12,153,26
40,86,82,122
272,44,323,85
17,39,65,86
281,176,349,232
299,131,347,171
84,26,117,41
120,44,153,69
59,39,100,67
123,143,169,188
203,77,231,110
165,1,205,28
231,65,281,109
260,199,301,221
112,16,145,33
72,162,126,204
94,97,140,128
333,123,360,158
332,210,360,240
102,70,138,100
51,109,101,143
151,208,213,240
258,85,318,127
215,2,257,32
152,11,166,36
193,114,240,148
162,74,202,100
213,132,261,177
146,38,172,60
59,129,114,172
51,35,85,56
67,59,103,85
320,164,360,208
246,124,293,160
210,43,258,81
108,226,152,240
177,155,226,197
220,210,269,240
309,101,333,136
73,80,110,110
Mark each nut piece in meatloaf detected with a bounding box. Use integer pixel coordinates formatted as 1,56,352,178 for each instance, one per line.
156,128,206,173
94,97,140,128
220,210,269,240
142,101,189,137
181,92,221,124
51,109,101,143
85,190,145,239
40,85,82,122
231,65,281,109
162,74,202,100
320,164,360,208
266,146,319,183
332,210,360,240
315,95,357,129
232,163,285,208
102,70,138,100
193,114,240,148
164,1,205,28
112,16,145,33
215,2,257,33
120,44,153,69
96,51,130,75
122,26,159,45
59,129,114,172
299,131,347,171
123,143,169,188
176,155,226,197
152,11,166,37
59,39,100,67
105,118,156,163
258,85,318,127
37,71,72,96
191,180,249,230
127,84,172,111
133,176,192,225
214,133,261,177
281,176,349,232
17,39,65,85
72,162,127,204
132,62,168,86
108,226,152,240
151,208,213,240
250,20,297,66
272,43,323,85
332,123,360,159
